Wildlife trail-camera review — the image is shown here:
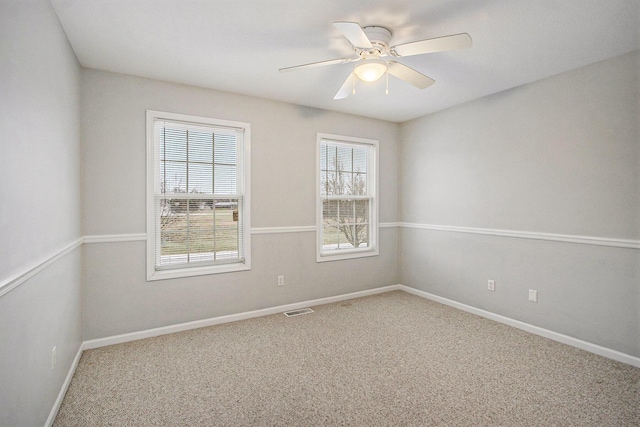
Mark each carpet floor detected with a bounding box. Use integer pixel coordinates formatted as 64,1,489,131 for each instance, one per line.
54,291,640,426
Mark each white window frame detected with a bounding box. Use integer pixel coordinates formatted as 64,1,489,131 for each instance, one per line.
316,133,379,262
146,110,251,281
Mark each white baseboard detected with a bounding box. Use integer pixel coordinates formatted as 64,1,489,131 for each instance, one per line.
45,344,83,427
398,285,640,369
82,283,640,367
83,285,402,350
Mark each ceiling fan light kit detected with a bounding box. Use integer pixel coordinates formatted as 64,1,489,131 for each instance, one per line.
279,21,472,99
354,59,388,82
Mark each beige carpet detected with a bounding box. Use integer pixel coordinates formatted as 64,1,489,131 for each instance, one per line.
55,291,639,426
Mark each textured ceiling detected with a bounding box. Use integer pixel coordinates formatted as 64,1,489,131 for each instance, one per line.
51,0,640,122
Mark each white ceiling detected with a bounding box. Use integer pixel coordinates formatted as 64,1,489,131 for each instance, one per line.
51,0,639,123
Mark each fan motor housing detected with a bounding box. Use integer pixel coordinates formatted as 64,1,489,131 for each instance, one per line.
357,26,392,58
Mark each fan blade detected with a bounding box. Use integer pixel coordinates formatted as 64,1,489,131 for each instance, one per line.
387,61,435,89
279,57,354,73
392,33,472,57
333,21,373,49
334,73,355,99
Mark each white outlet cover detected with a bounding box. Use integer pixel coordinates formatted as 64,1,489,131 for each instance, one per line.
528,289,538,302
488,280,495,291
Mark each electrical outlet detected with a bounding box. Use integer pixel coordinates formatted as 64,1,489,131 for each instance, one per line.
528,289,538,303
51,346,56,369
277,275,284,286
487,280,495,291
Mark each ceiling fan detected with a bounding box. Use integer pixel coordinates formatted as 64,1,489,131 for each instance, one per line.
279,22,472,99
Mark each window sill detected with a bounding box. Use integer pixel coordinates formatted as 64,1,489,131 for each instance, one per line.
146,262,250,281
316,247,379,263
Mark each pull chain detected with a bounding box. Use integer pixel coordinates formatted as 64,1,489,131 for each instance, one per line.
385,68,389,95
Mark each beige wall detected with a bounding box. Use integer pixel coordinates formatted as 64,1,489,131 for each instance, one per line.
399,51,640,357
80,69,400,340
0,1,83,426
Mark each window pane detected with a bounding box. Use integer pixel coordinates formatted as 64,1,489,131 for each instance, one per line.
160,198,175,227
160,199,242,260
188,163,213,194
161,161,187,193
161,231,188,256
320,144,327,172
337,172,350,195
162,127,187,161
325,171,337,195
189,232,215,258
353,201,369,248
353,147,367,174
324,144,336,171
320,170,328,196
337,146,352,172
215,225,238,258
214,134,237,165
214,164,237,194
215,226,238,252
322,225,340,248
322,199,338,225
189,201,213,232
338,200,354,223
353,172,366,196
337,225,355,249
215,202,238,255
320,198,370,251
354,199,369,222
188,131,213,163
172,199,189,214
355,224,369,248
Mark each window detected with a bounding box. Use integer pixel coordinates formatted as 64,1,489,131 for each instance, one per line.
317,133,378,262
146,110,250,280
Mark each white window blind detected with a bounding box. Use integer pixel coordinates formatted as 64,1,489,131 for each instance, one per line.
317,133,378,262
146,111,250,280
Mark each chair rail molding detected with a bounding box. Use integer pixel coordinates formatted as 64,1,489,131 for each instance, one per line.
0,238,83,298
400,222,640,249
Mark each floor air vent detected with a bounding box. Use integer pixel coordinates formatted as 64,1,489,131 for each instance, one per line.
283,308,314,317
